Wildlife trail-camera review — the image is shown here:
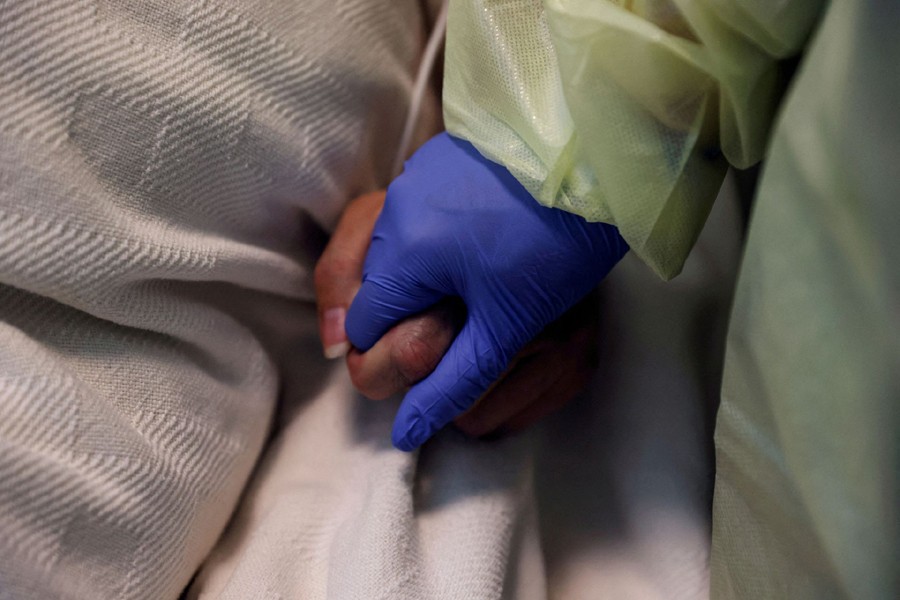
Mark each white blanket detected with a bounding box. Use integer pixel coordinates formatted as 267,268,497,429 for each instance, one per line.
0,1,437,597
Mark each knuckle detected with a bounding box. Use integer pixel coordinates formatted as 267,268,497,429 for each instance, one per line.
391,325,445,386
347,362,390,401
347,368,366,393
314,254,360,296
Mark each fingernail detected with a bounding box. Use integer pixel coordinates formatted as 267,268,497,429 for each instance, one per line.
322,308,349,359
324,341,350,360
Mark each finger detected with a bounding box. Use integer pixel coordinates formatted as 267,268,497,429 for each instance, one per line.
345,276,444,352
315,191,386,358
456,307,596,438
502,377,587,433
500,327,595,434
390,318,518,451
453,353,551,438
346,300,463,400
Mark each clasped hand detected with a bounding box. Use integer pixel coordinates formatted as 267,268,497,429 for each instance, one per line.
315,134,627,450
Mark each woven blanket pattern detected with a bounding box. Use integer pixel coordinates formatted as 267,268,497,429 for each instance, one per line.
0,1,426,597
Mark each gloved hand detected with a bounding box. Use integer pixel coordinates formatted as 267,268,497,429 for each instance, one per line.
346,133,628,451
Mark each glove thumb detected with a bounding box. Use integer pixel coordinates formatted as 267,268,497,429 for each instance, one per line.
346,276,444,351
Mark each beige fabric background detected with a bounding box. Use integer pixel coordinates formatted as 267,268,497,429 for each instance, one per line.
0,1,437,597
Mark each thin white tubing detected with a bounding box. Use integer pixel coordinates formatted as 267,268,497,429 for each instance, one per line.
391,0,449,179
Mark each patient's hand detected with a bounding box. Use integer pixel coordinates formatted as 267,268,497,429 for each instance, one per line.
315,190,599,439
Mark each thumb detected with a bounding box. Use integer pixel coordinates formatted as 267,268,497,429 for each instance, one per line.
345,275,444,351
390,317,518,451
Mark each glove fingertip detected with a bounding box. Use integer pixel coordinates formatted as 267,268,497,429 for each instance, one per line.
391,413,429,452
391,387,444,451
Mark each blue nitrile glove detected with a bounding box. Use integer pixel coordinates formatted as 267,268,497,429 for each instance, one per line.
346,133,628,451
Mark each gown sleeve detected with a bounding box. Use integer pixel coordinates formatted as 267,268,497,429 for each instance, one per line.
442,0,823,278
